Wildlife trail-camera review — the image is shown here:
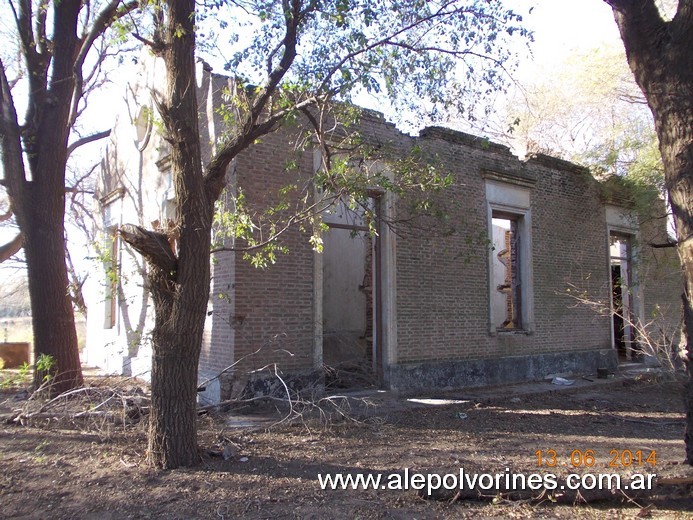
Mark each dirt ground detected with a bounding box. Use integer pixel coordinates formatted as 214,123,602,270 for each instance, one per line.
1,370,692,519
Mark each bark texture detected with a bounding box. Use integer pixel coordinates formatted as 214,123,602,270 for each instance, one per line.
605,0,693,462
0,0,85,393
138,0,210,468
120,0,304,468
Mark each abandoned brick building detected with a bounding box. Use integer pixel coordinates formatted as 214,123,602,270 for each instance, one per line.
84,56,683,403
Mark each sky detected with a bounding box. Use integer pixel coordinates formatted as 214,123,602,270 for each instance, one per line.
467,0,631,153
512,0,621,69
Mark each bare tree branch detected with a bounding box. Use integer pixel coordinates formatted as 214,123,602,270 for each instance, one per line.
66,246,87,315
131,32,164,52
34,0,49,55
15,0,37,63
0,58,28,214
69,0,140,127
66,161,99,194
66,129,111,158
0,233,23,263
204,0,305,197
205,94,318,200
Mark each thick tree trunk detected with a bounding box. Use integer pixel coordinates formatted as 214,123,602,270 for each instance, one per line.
673,160,693,464
0,0,86,393
606,0,693,462
140,0,211,468
29,0,83,393
147,351,200,467
3,0,138,395
145,254,209,468
147,318,201,468
656,73,693,462
23,194,83,392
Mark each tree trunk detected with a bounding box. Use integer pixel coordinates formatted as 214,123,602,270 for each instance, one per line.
606,0,693,462
141,0,211,468
147,321,201,468
144,250,209,468
23,193,83,392
1,0,86,393
122,0,302,467
3,0,140,395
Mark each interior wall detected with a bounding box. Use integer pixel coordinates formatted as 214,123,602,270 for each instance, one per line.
491,221,510,328
322,227,369,365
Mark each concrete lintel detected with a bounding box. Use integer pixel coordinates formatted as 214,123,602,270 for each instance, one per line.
482,169,537,189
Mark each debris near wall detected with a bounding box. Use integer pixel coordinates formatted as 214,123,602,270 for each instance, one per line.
324,359,377,390
6,376,150,430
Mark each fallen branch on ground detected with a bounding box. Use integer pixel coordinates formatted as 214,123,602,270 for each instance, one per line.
199,364,378,431
11,379,150,429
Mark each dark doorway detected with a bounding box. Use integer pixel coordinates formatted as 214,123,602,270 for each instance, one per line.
611,264,628,358
610,233,636,360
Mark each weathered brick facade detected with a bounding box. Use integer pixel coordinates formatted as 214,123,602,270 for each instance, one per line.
84,57,683,402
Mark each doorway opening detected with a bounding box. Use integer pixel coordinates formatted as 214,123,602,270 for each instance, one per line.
610,232,636,360
321,197,382,390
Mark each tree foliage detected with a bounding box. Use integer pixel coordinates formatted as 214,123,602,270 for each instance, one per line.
477,42,662,183
196,0,531,126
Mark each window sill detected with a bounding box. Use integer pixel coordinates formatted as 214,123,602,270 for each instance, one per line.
491,328,533,336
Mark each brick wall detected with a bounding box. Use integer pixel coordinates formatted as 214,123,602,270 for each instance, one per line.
231,125,317,378
395,128,613,365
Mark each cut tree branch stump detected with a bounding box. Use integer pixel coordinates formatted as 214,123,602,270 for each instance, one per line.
119,224,177,274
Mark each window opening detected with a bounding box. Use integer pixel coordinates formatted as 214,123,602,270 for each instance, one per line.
491,215,521,330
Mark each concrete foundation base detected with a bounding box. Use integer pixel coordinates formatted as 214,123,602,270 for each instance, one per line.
387,349,618,394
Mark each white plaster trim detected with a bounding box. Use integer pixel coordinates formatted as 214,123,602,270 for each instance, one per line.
485,180,535,335
380,187,397,371
606,205,644,358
